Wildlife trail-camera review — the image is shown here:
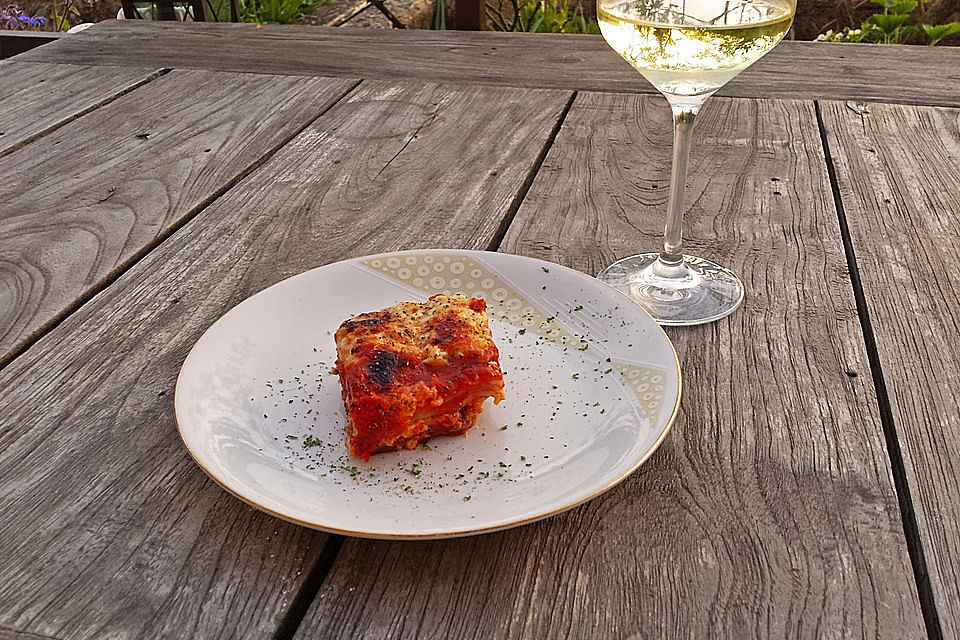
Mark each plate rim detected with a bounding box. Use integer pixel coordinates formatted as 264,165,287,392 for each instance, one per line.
174,248,682,540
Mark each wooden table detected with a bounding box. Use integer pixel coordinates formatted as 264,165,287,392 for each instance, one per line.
2,20,959,640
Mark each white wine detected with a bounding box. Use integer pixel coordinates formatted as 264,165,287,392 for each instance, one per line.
598,0,794,99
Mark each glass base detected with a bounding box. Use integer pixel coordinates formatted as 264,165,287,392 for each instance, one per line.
598,253,744,326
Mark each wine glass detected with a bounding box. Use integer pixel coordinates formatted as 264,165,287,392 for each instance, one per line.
596,0,796,325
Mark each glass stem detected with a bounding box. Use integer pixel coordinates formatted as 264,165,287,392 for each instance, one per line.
655,105,700,276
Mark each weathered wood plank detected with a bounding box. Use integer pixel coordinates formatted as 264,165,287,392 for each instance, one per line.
0,81,570,639
0,628,60,640
0,629,59,640
820,100,960,640
15,20,960,107
0,62,160,158
294,94,925,638
0,69,358,369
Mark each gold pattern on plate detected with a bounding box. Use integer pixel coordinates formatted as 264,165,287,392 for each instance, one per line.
361,253,587,350
614,363,667,424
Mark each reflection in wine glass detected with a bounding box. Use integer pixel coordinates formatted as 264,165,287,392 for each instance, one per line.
597,0,796,325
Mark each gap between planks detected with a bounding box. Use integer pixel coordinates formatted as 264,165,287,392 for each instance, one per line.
813,100,944,640
487,91,578,252
0,78,362,375
0,67,168,161
271,536,346,640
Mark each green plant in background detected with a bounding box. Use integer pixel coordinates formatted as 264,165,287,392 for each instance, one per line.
816,0,960,45
2,0,89,32
923,20,960,44
201,0,237,21
239,0,325,23
486,0,600,33
870,0,915,42
47,0,79,29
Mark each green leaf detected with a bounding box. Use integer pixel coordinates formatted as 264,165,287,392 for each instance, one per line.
886,0,916,14
869,13,909,33
923,22,960,44
434,0,446,29
484,0,600,33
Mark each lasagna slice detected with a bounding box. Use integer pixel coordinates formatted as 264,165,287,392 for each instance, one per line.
334,294,505,461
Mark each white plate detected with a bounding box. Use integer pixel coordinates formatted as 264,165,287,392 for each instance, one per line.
175,250,681,539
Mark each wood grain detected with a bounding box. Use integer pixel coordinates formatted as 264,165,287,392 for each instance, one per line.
16,20,960,107
0,629,60,640
0,69,357,368
0,62,160,158
820,100,960,640
0,80,569,639
294,94,926,638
